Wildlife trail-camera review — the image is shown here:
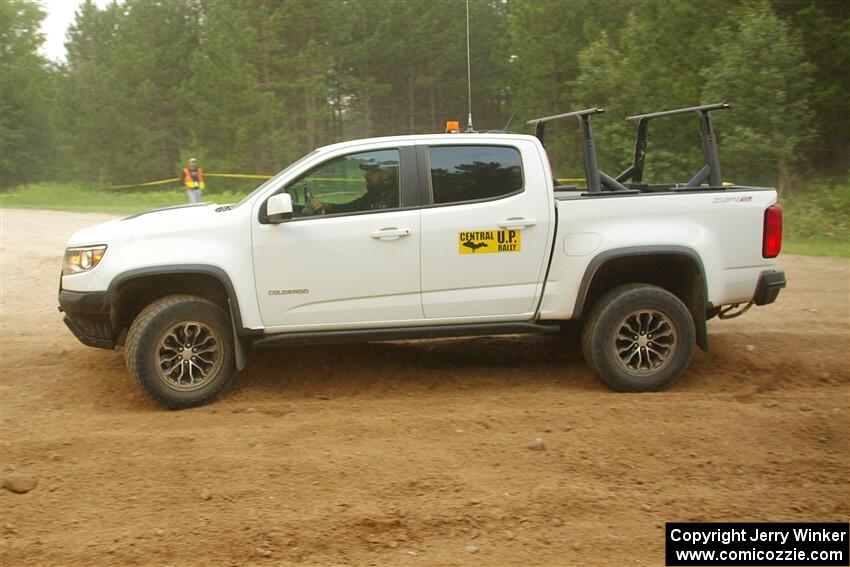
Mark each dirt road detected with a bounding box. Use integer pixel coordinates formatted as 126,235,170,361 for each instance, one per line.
1,208,847,567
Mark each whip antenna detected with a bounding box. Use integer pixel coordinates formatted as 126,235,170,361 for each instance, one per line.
465,0,474,132
503,110,516,132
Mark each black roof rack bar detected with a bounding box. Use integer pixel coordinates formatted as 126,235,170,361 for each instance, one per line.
526,107,605,124
526,108,626,194
625,102,730,122
617,102,731,187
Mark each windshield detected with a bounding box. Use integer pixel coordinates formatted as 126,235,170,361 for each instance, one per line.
231,150,320,208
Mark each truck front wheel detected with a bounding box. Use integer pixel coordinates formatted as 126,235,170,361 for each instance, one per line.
124,295,236,409
581,284,695,392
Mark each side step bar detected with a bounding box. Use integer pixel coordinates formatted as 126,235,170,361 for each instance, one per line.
253,321,561,348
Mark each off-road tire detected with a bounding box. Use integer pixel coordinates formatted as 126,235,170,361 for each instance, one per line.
581,284,695,392
124,295,235,409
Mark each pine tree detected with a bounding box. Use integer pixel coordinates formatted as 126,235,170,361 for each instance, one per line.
770,0,850,175
0,0,55,188
570,0,735,183
702,2,815,189
10,0,840,192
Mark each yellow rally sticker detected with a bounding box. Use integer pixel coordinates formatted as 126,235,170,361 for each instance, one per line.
458,230,521,254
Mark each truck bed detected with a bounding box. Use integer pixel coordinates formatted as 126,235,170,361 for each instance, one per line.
540,185,780,319
553,184,775,200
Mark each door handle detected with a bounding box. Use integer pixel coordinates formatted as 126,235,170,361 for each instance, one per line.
371,227,412,240
498,217,537,229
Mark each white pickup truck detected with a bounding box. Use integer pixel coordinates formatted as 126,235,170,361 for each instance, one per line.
59,104,786,408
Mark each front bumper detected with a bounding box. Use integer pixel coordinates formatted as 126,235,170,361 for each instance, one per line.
58,289,116,349
753,270,787,306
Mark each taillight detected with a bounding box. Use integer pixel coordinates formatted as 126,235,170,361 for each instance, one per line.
763,204,782,258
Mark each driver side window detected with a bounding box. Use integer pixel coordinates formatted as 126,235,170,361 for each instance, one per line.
285,149,401,218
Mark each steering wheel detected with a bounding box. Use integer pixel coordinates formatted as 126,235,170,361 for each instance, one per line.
303,189,328,215
304,189,316,214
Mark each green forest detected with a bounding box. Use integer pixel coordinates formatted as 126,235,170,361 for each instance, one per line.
1,0,848,251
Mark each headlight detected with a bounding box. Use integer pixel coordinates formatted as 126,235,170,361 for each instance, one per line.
63,245,107,275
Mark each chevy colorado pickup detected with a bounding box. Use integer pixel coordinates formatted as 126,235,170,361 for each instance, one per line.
59,103,786,408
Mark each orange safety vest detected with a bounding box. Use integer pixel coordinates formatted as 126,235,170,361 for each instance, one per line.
183,167,205,189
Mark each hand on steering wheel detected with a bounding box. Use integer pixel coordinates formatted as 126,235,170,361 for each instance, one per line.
309,197,329,214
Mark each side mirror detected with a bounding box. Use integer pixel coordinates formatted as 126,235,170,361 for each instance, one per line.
265,193,293,223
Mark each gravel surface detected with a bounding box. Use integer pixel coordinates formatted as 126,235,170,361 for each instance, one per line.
1,208,848,566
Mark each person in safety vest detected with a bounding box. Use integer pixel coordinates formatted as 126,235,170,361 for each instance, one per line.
182,158,205,203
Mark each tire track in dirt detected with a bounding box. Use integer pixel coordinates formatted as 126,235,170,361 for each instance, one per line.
1,209,847,566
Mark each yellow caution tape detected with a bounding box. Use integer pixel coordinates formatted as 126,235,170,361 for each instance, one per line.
104,174,732,191
204,173,274,180
104,177,180,189
104,174,274,189
102,173,370,190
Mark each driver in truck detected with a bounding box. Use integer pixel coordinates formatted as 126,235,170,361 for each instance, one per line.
308,162,398,214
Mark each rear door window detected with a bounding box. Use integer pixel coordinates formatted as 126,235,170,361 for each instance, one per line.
428,146,523,205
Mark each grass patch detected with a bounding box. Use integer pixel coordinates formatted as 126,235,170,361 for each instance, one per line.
1,181,376,215
784,238,848,257
782,177,849,257
0,182,253,215
3,179,848,257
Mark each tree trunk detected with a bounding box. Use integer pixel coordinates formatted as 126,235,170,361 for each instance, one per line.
305,87,315,150
777,157,790,196
363,92,372,138
429,82,436,132
408,71,415,133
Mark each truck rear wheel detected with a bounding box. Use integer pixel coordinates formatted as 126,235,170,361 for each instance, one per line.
581,284,695,392
124,295,236,409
